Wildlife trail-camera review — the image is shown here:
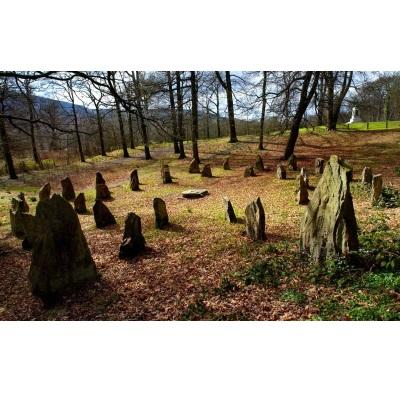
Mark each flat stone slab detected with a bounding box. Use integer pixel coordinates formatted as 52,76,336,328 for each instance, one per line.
182,189,209,199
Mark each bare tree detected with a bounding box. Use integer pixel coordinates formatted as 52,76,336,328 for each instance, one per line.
190,71,200,163
259,71,268,150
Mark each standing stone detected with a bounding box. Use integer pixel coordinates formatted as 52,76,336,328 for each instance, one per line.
189,159,200,173
300,155,359,263
277,164,286,179
95,172,111,200
161,165,173,184
119,213,146,258
39,182,51,201
223,197,237,223
315,158,324,175
17,192,29,212
296,174,309,205
371,174,383,204
20,213,36,250
74,192,87,214
28,194,97,306
223,157,230,170
244,166,256,177
93,200,116,228
201,164,213,177
61,176,76,201
10,197,29,238
245,197,266,240
287,154,298,171
300,167,309,188
361,167,373,185
130,169,140,191
153,198,169,229
255,155,264,171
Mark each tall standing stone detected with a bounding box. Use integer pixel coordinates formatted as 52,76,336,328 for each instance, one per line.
315,158,324,175
300,155,359,263
255,155,264,171
189,159,200,173
161,165,173,184
223,157,230,170
130,169,140,191
119,213,146,258
96,171,106,185
95,172,111,200
223,197,237,223
10,197,29,238
244,166,256,177
300,167,309,188
361,167,373,185
277,164,286,179
17,192,29,212
153,198,169,229
74,192,87,214
28,194,97,306
296,174,309,205
93,200,116,228
371,174,383,204
39,182,51,201
245,197,266,240
287,154,298,171
201,164,212,177
61,177,76,201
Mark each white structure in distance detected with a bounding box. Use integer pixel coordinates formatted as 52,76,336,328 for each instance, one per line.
348,107,361,123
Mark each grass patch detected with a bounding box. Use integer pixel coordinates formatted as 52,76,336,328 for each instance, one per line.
280,289,307,305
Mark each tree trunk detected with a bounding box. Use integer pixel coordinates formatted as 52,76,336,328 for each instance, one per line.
190,71,200,163
284,72,320,159
95,106,106,156
71,101,85,162
175,71,186,159
128,111,135,149
115,99,129,158
0,115,17,179
205,100,210,139
216,85,221,138
259,71,267,150
166,71,180,154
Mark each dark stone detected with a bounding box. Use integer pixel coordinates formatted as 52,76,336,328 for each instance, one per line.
255,155,264,171
61,176,76,201
287,154,298,171
201,164,212,177
153,198,169,229
182,189,209,199
315,158,324,175
371,174,383,204
17,192,29,212
300,168,309,188
39,183,51,201
296,174,309,205
74,193,87,214
28,194,97,306
277,164,286,179
93,200,116,228
161,165,173,184
361,167,373,185
189,159,200,173
245,197,266,240
223,157,230,170
300,155,359,263
96,183,111,200
130,169,140,191
21,213,36,250
96,171,106,184
119,213,146,259
223,197,237,223
10,197,29,238
244,166,256,177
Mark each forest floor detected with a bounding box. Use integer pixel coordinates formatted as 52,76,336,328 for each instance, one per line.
1,130,400,320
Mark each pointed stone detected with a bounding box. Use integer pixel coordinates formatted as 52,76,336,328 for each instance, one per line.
223,197,237,223
371,174,383,204
93,200,116,228
61,176,76,201
315,158,324,175
277,164,286,179
300,167,309,188
245,197,266,240
361,167,373,185
201,164,212,177
189,159,200,173
161,165,173,184
10,197,30,239
74,193,87,214
296,174,309,205
39,182,51,201
28,194,97,306
223,157,230,170
300,155,359,263
130,169,140,191
244,166,256,177
17,192,29,212
119,213,146,259
96,171,106,184
153,198,169,229
255,155,264,171
287,154,298,171
96,183,111,200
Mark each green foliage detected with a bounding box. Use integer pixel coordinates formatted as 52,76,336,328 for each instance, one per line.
214,276,238,296
183,299,208,320
361,272,400,292
394,166,400,176
280,289,307,305
314,299,345,320
375,186,400,208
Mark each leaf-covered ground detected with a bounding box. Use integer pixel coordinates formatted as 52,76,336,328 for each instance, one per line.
1,130,400,320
